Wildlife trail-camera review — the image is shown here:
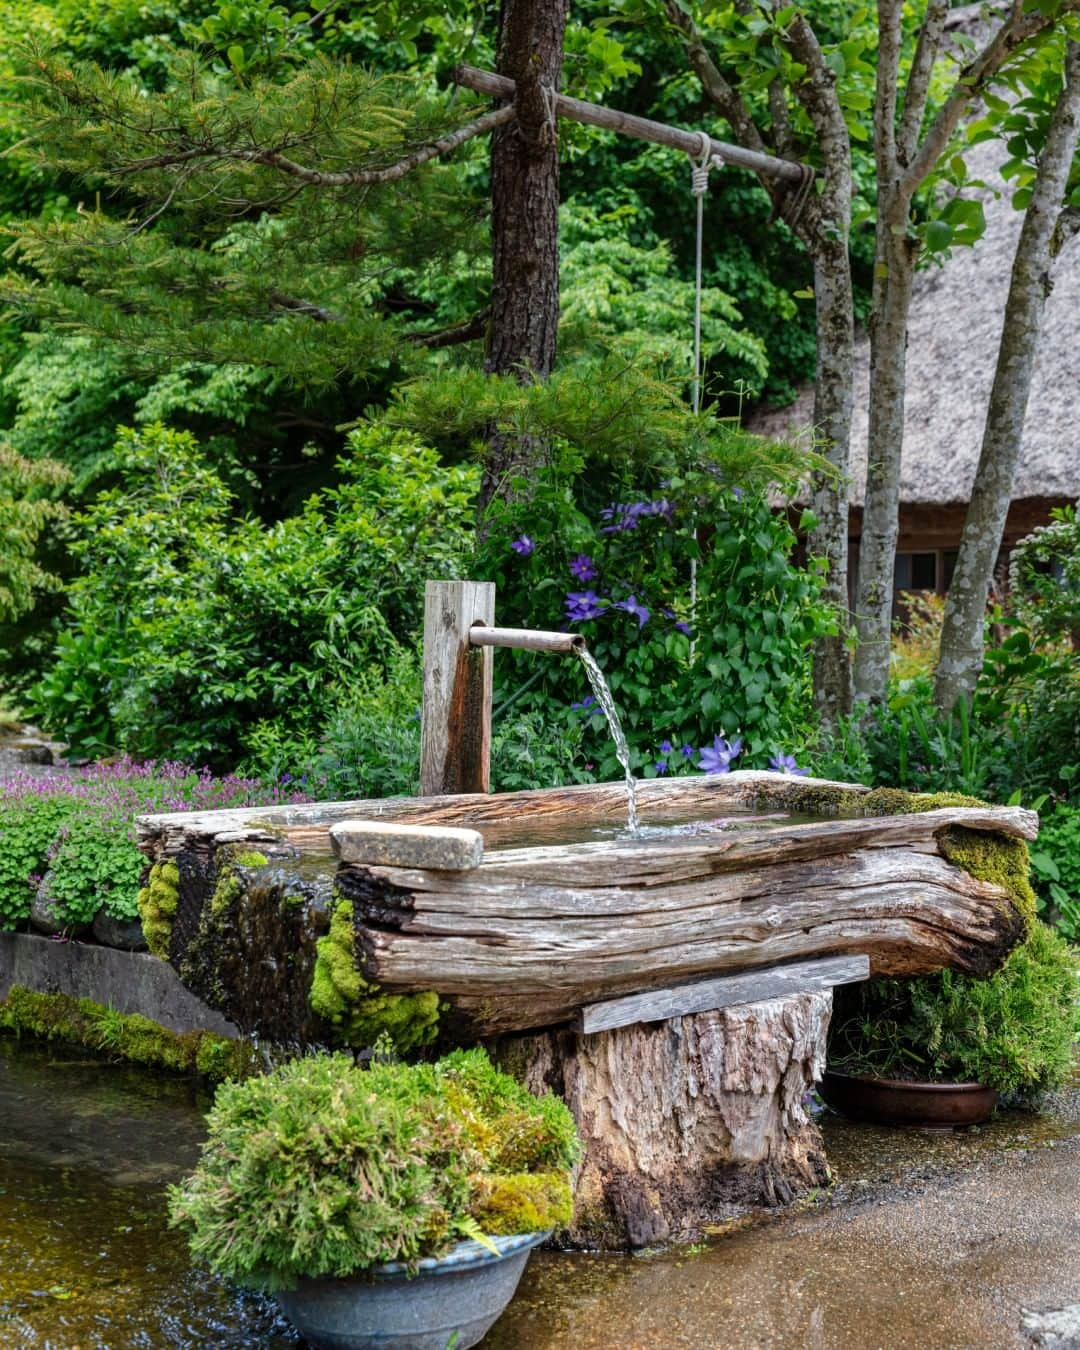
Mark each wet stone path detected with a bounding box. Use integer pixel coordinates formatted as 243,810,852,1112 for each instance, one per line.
0,1034,1076,1348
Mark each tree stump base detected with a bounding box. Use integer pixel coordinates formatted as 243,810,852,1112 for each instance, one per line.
502,990,832,1250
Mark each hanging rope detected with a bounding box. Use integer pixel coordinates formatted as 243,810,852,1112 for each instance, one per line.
688,131,723,662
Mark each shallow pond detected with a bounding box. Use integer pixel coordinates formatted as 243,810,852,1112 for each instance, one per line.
2,1035,1077,1348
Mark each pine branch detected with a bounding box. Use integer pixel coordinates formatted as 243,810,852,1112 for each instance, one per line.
109,104,515,189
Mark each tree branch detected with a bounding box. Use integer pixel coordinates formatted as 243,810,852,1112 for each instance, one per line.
109,103,515,188
661,0,773,157
406,307,491,348
897,0,949,165
1052,203,1080,258
901,0,1080,197
875,0,904,181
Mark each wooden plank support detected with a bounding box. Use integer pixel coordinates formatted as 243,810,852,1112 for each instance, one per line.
453,64,811,185
420,579,495,796
329,820,483,871
577,955,870,1034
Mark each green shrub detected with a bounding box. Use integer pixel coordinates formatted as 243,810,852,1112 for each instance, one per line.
1029,804,1080,944
168,1048,580,1290
829,921,1079,1098
34,422,477,766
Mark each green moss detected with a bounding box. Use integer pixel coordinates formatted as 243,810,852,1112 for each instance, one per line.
937,827,1037,928
138,860,180,958
468,1172,574,1235
0,986,259,1081
855,788,985,816
208,850,266,917
309,897,440,1055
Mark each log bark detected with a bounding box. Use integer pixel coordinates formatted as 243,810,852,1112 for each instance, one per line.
934,40,1080,712
480,0,568,511
501,991,833,1249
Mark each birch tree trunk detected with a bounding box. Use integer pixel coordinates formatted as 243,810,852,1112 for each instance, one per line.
852,0,1069,706
935,41,1080,712
664,1,856,727
480,0,568,512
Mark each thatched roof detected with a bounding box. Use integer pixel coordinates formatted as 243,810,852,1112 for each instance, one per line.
746,135,1080,507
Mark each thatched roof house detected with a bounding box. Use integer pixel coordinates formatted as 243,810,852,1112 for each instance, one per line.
747,134,1080,600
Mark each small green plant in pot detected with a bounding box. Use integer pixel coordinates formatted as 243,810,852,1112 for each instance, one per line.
823,921,1079,1127
168,1046,579,1350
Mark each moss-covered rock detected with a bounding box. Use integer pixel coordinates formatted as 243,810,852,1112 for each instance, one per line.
0,985,259,1081
138,859,180,958
309,896,440,1055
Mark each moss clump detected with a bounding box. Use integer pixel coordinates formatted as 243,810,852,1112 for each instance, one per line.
169,1047,579,1290
937,826,1037,928
469,1172,574,1235
854,787,983,816
209,850,266,916
138,860,180,958
309,897,440,1054
0,986,258,1082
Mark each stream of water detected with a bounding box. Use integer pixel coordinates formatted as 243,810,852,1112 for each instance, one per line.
576,647,639,832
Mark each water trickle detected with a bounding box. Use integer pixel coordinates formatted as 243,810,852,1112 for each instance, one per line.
576,647,639,833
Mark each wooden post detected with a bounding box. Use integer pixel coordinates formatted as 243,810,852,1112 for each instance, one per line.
420,580,495,796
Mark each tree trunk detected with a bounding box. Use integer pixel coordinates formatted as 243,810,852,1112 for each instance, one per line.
480,0,568,511
853,208,916,704
501,991,832,1249
806,207,855,726
934,41,1080,712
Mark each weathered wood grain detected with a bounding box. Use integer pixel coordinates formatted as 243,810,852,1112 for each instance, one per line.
135,769,873,859
577,955,870,1033
419,579,494,796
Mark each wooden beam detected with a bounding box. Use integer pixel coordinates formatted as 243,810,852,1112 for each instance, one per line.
453,64,811,185
420,579,494,796
577,954,870,1034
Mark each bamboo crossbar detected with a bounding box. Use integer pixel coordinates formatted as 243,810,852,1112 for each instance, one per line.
453,64,811,185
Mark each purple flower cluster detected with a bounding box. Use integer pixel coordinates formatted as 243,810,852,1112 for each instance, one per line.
767,752,807,776
651,740,698,777
510,535,534,556
0,756,311,817
565,590,606,623
698,735,743,775
600,500,673,534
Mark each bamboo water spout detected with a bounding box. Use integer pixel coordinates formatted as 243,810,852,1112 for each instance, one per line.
420,580,588,796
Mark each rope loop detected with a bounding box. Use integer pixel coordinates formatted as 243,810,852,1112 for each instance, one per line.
689,130,724,198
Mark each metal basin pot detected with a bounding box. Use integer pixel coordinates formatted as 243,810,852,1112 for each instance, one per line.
819,1070,998,1129
273,1231,548,1350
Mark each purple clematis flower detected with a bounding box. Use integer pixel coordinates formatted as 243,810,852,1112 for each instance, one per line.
698,735,743,775
674,621,691,636
615,594,650,628
768,752,808,776
565,590,606,622
510,535,535,556
655,761,669,775
569,553,597,582
600,500,674,534
659,740,673,754
681,743,695,759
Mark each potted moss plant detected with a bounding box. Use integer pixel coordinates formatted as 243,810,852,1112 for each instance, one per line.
168,1046,579,1350
822,920,1079,1127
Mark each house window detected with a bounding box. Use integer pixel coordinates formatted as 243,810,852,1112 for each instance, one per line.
894,552,937,591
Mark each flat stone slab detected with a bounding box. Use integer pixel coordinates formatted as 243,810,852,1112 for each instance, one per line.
0,932,239,1038
330,820,484,870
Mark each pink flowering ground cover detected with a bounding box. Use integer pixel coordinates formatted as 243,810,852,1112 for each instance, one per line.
0,758,309,932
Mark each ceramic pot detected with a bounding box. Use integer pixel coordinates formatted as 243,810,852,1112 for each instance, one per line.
274,1230,547,1350
819,1070,998,1129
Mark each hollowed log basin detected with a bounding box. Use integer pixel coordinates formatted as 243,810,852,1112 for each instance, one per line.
136,771,1037,1247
